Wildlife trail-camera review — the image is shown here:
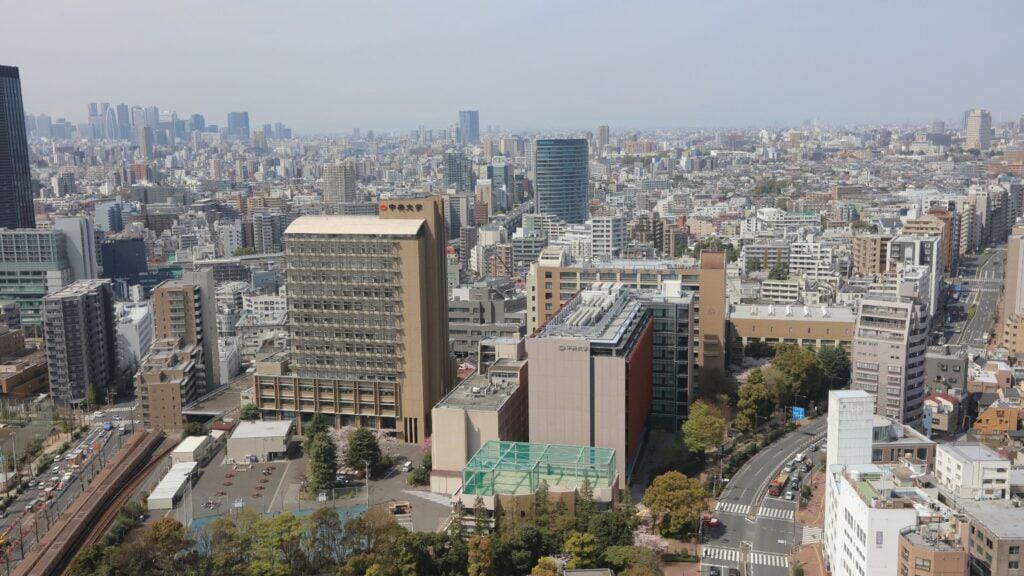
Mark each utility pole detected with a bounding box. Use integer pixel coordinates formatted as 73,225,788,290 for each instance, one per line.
365,461,370,511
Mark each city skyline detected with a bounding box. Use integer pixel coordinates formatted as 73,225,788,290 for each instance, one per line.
3,1,1024,133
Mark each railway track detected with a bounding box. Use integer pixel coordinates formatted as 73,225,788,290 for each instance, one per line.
75,441,176,553
12,431,166,576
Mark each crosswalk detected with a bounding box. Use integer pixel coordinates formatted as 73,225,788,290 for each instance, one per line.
702,547,790,569
702,546,740,562
750,552,790,568
714,501,751,515
802,526,823,544
758,506,795,520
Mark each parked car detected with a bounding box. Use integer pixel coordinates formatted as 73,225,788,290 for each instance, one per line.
783,465,793,474
402,461,413,472
784,491,795,501
335,475,350,485
93,411,104,418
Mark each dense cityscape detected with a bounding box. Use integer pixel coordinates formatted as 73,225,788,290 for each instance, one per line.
1,5,1024,576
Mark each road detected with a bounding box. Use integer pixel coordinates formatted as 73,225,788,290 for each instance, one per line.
701,417,826,576
951,246,1004,348
0,421,129,571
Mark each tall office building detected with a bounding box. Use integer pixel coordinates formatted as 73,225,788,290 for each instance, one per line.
458,110,480,144
533,138,589,224
487,161,513,212
0,229,72,327
527,283,653,483
151,269,220,396
227,111,250,140
100,237,148,281
252,211,287,253
53,217,98,281
255,196,451,443
42,279,116,406
597,125,610,150
965,108,992,150
323,160,358,207
137,125,154,159
443,151,474,193
0,65,35,229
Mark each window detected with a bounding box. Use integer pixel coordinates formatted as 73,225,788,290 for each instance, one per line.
914,558,931,572
1010,562,1020,570
1010,546,1020,555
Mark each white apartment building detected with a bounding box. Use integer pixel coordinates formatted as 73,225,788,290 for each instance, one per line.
214,219,243,257
789,239,836,281
935,443,1011,501
242,291,287,322
825,390,927,576
590,216,625,258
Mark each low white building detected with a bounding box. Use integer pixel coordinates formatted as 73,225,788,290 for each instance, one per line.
147,461,197,510
226,420,293,463
935,443,1011,501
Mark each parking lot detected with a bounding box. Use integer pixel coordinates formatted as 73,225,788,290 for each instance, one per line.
153,439,451,534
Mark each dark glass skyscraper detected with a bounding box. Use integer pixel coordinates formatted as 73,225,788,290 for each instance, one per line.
458,110,479,144
533,138,589,224
0,65,35,229
227,111,250,139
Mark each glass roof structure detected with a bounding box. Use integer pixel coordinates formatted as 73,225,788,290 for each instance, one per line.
462,441,616,496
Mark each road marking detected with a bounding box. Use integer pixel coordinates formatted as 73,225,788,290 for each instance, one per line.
750,551,790,568
403,489,453,507
758,506,795,520
802,526,824,544
714,501,751,515
267,461,291,512
702,546,740,562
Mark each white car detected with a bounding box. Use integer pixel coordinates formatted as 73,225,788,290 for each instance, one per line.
93,411,105,418
784,491,795,501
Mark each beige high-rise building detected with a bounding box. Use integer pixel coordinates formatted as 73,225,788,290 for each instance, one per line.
151,269,220,394
136,338,202,430
255,196,451,443
965,108,992,151
851,234,891,276
998,224,1024,353
851,289,929,428
323,160,358,207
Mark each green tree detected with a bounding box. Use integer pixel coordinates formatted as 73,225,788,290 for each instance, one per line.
746,257,763,273
768,262,789,280
735,379,773,431
473,495,490,535
681,401,726,454
345,427,384,477
468,535,493,576
575,478,596,530
183,421,205,437
817,346,851,389
603,545,663,575
772,344,826,402
240,403,260,420
305,412,327,440
307,433,338,492
409,452,431,486
642,471,708,538
530,557,558,576
563,531,599,570
587,510,634,550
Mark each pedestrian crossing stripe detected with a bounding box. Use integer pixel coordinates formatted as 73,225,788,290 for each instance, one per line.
714,502,751,515
750,552,789,568
802,526,824,544
757,507,795,520
702,547,740,562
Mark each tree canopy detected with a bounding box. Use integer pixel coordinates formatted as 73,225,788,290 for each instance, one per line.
345,427,386,477
681,401,726,454
642,471,707,539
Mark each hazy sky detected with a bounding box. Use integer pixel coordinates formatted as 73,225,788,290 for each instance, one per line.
3,0,1022,133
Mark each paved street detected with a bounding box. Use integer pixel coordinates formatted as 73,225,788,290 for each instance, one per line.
702,417,826,576
0,425,126,569
950,246,1004,347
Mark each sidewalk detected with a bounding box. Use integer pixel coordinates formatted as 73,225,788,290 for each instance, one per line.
793,469,826,575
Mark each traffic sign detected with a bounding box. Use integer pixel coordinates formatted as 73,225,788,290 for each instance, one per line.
791,406,806,420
